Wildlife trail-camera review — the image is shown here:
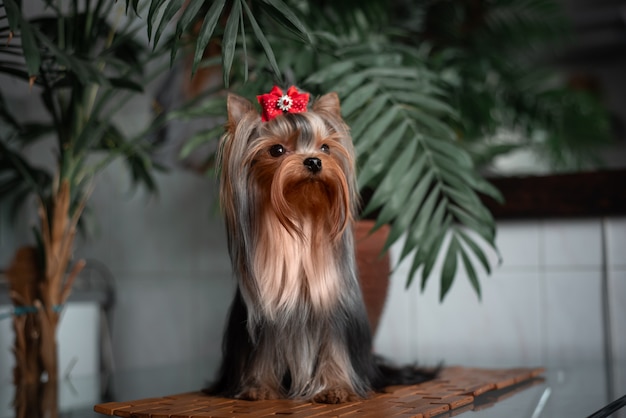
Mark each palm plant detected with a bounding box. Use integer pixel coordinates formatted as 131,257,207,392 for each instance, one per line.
142,0,502,304
414,0,612,170
145,0,609,303
0,0,169,383
3,6,609,387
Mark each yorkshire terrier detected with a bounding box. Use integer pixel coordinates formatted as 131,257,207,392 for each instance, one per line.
210,86,437,404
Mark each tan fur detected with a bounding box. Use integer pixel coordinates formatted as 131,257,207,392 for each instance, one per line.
254,216,341,321
220,104,357,325
216,92,367,401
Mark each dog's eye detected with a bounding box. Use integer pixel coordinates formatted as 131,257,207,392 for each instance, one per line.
320,144,330,154
269,144,285,157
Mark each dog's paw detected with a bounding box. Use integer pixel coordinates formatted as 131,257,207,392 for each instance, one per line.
238,386,281,401
313,388,360,404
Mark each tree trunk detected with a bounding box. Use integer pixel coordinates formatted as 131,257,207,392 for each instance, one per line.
6,179,85,385
14,380,58,418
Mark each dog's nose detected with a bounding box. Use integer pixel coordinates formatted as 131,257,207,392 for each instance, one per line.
303,157,322,173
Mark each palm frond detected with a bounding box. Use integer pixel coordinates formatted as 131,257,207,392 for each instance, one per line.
130,0,311,84
306,43,502,301
3,0,40,79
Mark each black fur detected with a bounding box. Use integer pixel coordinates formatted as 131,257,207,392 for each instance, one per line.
206,286,439,398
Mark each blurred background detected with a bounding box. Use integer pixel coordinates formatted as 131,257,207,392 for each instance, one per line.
0,0,625,416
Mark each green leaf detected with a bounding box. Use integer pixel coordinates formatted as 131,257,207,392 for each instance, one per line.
192,0,227,75
126,0,139,16
340,82,379,117
372,146,420,229
351,52,402,68
423,136,473,169
354,106,397,159
175,0,206,40
405,202,450,290
17,19,41,78
168,95,227,120
437,167,475,193
261,0,311,43
417,200,450,286
363,67,420,79
107,77,144,92
327,71,368,99
405,107,456,139
442,184,494,226
153,0,184,48
377,77,429,91
468,173,504,203
73,117,113,155
147,0,168,40
3,0,20,33
384,163,431,253
357,121,407,188
419,229,447,291
36,34,107,85
239,3,248,83
399,185,442,262
99,123,128,149
350,94,389,139
400,186,450,268
449,204,495,246
440,235,460,301
436,170,497,228
306,60,355,85
394,91,457,117
362,137,417,216
241,0,281,81
179,125,224,159
127,153,158,193
431,154,473,183
457,228,493,275
459,236,482,300
222,0,242,86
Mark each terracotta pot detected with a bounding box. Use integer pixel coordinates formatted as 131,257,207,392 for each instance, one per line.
354,220,391,336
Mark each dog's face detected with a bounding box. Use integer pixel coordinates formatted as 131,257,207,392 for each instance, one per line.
220,92,358,242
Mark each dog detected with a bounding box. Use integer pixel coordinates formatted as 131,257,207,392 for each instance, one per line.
210,86,437,404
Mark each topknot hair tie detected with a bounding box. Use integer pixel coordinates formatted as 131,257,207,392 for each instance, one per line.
257,86,309,122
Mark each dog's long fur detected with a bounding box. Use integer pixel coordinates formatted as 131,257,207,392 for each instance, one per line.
209,91,436,403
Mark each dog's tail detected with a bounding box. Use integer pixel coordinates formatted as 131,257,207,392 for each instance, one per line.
372,355,442,389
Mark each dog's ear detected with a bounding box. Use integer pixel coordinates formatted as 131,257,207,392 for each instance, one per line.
313,92,341,118
227,94,256,131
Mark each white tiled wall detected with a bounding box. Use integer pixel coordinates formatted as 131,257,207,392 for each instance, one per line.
375,217,626,384
543,270,604,366
607,217,626,396
544,220,604,267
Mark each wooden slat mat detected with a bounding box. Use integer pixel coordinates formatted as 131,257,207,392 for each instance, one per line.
94,366,544,418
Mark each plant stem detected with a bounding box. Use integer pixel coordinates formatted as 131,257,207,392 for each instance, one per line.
57,0,65,50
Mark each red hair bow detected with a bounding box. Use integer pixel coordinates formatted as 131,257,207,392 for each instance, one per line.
257,86,309,122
